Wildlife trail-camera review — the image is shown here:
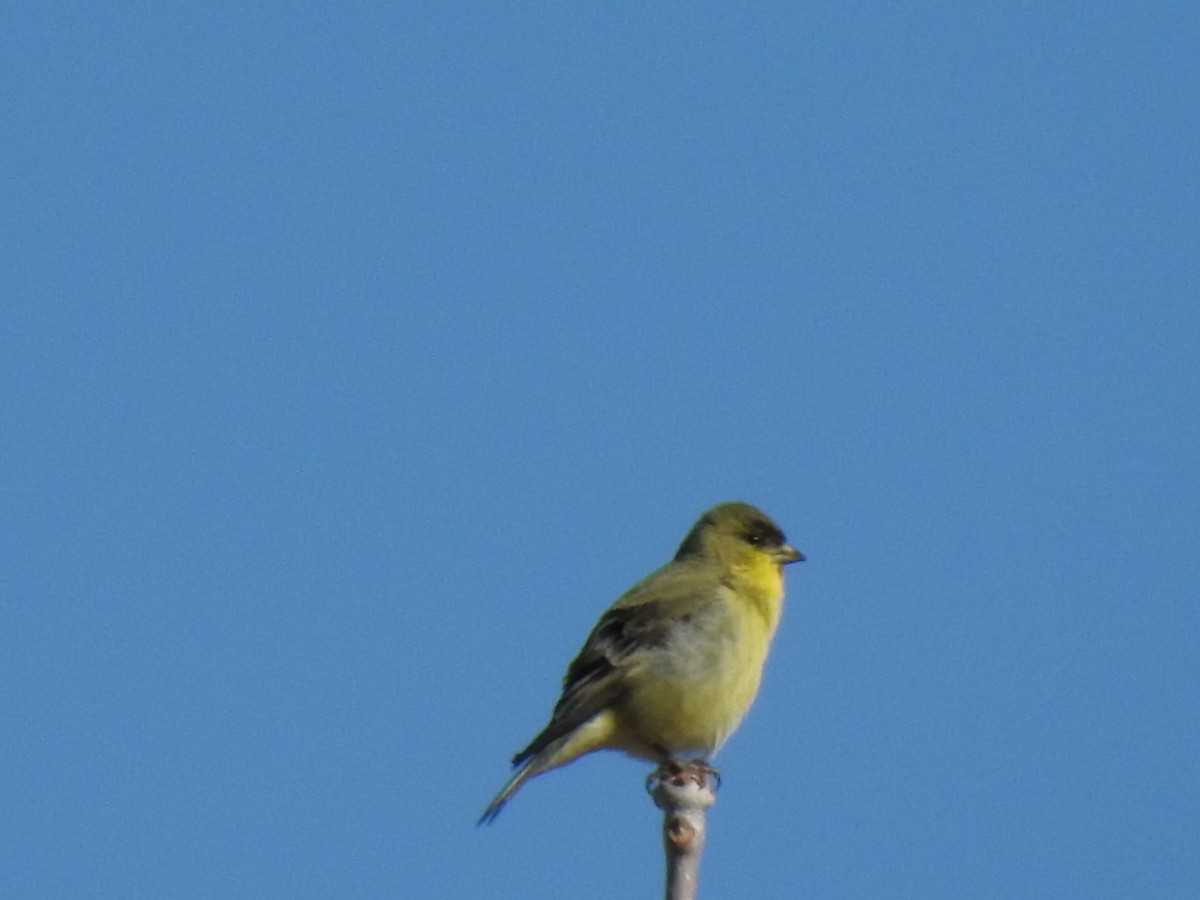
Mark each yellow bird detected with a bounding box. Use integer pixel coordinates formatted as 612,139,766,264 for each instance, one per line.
480,501,804,824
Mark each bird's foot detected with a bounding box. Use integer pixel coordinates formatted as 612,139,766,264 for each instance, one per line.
645,757,721,794
686,757,721,790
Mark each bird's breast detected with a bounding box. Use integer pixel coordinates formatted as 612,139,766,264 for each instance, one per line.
618,593,774,756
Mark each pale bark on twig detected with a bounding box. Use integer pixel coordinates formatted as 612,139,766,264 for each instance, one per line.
649,765,717,900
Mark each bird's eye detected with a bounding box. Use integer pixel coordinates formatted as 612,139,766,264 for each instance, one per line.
744,522,784,548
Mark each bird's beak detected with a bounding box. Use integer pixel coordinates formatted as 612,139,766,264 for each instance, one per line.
776,544,805,565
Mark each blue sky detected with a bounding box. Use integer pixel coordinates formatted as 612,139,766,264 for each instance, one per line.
4,2,1198,897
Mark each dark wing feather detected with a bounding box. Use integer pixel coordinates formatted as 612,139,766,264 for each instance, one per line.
511,563,708,766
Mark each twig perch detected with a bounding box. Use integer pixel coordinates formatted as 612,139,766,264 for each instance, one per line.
648,763,718,900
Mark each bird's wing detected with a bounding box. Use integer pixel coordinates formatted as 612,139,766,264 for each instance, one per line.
511,561,716,766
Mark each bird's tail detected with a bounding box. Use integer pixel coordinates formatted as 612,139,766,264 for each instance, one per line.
477,756,539,826
478,709,620,825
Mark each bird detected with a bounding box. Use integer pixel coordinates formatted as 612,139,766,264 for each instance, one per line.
479,501,804,824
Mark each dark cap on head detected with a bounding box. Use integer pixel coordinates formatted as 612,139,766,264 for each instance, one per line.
674,502,804,563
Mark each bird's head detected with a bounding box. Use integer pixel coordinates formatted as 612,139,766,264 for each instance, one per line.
673,501,804,568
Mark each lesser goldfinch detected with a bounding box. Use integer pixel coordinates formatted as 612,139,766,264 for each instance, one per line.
480,501,803,824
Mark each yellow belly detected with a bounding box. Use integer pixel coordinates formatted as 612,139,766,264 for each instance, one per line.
616,602,773,756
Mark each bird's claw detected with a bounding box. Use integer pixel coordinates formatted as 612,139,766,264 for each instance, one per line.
688,758,722,790
644,757,721,794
